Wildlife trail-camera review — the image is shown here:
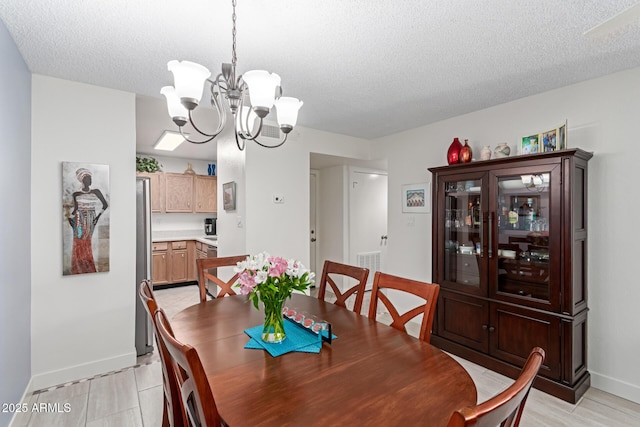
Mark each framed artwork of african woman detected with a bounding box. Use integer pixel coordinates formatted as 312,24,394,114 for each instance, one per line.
62,162,110,275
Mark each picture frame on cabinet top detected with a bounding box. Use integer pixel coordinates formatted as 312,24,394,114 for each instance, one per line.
542,121,568,152
557,121,567,150
520,134,540,155
541,128,557,152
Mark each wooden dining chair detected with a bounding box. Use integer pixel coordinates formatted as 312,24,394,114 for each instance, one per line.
447,347,546,427
138,280,186,427
155,308,225,427
196,255,248,302
317,260,370,314
368,272,440,342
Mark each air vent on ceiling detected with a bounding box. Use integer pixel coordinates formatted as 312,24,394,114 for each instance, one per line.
261,124,281,139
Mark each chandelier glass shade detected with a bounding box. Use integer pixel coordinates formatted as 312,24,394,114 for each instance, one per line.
161,0,303,150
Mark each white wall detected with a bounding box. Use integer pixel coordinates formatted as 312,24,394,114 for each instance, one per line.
0,19,32,427
216,131,247,259
242,127,371,270
318,165,348,266
373,67,640,404
30,75,137,389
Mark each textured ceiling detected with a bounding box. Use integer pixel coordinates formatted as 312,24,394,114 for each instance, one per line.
2,0,640,160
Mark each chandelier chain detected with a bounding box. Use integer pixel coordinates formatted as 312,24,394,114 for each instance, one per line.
231,0,237,68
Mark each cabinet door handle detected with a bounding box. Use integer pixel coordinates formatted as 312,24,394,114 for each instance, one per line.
488,326,495,332
463,262,470,267
482,324,488,330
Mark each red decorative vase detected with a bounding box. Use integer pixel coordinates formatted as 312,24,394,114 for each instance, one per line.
460,139,472,163
447,137,462,165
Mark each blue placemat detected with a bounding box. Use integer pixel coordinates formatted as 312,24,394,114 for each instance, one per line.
244,320,336,357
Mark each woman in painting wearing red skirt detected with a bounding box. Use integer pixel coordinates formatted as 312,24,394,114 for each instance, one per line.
67,168,108,274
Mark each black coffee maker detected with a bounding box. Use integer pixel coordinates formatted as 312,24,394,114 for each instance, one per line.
204,218,216,235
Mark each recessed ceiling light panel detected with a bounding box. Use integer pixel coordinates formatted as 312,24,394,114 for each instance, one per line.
153,130,187,151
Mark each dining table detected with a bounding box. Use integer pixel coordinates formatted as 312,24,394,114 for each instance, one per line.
170,293,477,426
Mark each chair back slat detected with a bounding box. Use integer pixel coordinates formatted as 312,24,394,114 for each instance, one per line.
138,280,185,427
197,255,248,301
155,308,223,427
317,260,369,314
447,347,546,427
367,272,440,342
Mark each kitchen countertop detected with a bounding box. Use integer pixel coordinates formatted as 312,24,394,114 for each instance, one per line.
152,229,217,247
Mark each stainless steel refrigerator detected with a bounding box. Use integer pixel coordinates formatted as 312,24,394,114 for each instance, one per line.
135,177,154,355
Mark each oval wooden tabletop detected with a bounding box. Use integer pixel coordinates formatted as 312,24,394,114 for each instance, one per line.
171,293,477,426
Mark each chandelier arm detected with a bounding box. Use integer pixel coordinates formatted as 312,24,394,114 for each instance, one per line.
233,109,252,140
179,127,216,145
233,127,246,151
232,116,288,149
209,79,227,135
186,81,227,140
252,133,289,149
236,103,264,142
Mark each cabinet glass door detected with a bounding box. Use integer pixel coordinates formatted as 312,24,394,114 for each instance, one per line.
492,166,559,309
441,175,487,295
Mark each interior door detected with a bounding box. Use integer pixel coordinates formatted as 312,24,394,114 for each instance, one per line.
349,169,388,288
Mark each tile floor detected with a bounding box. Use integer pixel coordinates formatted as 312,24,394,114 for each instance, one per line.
13,284,640,426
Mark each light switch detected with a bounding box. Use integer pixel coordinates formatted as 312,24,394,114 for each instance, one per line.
237,215,243,228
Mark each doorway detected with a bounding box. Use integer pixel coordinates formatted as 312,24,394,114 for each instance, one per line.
349,168,388,288
309,153,388,285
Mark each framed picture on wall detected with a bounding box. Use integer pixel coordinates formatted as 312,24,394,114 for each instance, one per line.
223,181,236,211
62,162,110,276
402,182,430,213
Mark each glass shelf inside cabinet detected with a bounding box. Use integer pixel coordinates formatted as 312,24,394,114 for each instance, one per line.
443,178,483,288
445,181,481,195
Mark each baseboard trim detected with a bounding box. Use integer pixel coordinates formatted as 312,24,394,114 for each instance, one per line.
9,376,34,427
30,351,136,391
590,370,640,405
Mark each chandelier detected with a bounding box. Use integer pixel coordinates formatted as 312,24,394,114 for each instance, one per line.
160,0,303,151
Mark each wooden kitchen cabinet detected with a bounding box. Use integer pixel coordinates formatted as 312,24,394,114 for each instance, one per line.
429,148,592,403
169,241,189,282
187,241,197,281
165,173,194,212
194,175,217,213
135,170,217,214
151,240,197,285
195,241,207,259
136,172,165,212
151,242,169,285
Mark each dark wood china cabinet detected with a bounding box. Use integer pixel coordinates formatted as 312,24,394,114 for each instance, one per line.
429,148,592,403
